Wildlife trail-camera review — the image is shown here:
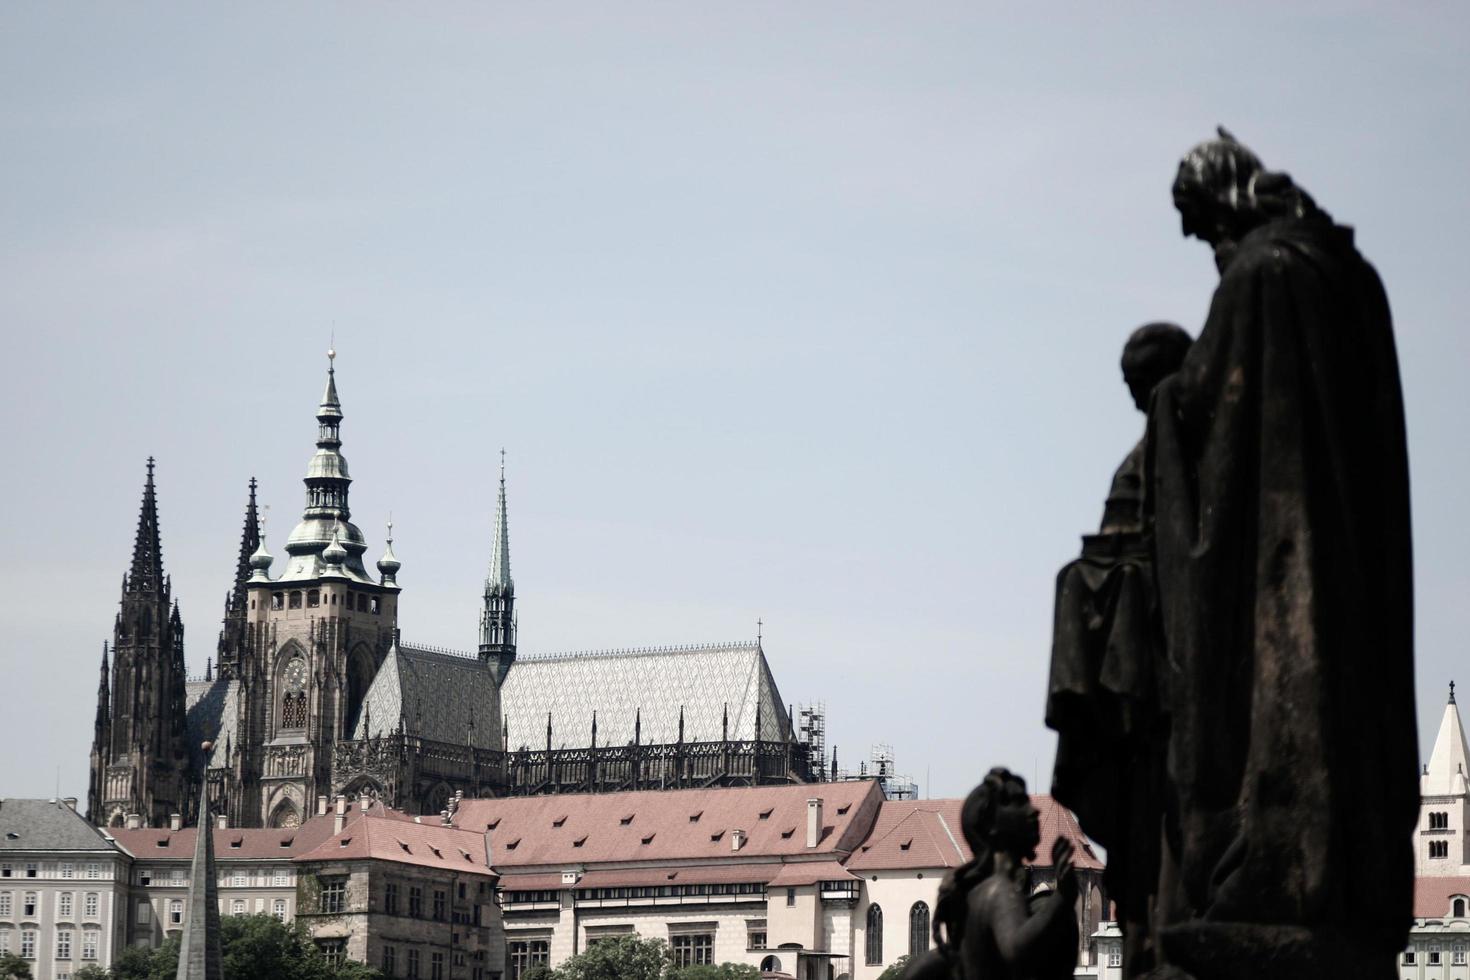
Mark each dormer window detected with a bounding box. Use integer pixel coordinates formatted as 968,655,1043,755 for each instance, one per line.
552,816,567,828
641,833,655,845
758,808,773,820
620,814,635,826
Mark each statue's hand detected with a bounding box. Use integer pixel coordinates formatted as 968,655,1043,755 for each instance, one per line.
1052,837,1078,900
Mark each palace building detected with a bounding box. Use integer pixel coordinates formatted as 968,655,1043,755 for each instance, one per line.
88,353,814,832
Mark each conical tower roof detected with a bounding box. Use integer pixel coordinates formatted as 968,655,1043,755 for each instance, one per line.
128,458,167,595
1424,682,1470,797
225,479,260,615
486,451,513,595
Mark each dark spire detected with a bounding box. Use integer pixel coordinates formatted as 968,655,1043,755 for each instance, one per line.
225,479,260,619
678,706,685,743
635,708,642,746
128,458,166,595
176,744,223,980
722,703,729,742
94,643,110,733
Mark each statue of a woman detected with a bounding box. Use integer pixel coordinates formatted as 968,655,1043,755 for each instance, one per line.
905,768,1077,980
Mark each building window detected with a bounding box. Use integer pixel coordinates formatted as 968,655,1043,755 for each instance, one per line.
431,951,445,980
1108,949,1123,967
231,900,246,916
1456,897,1467,918
385,882,399,915
20,929,35,959
409,886,423,918
170,899,183,925
233,871,247,887
0,864,10,878
171,868,185,882
57,929,72,959
433,889,446,921
383,945,397,975
1456,945,1468,966
786,886,796,907
319,939,347,967
60,863,75,880
273,868,290,887
1403,950,1417,964
85,864,100,880
320,879,347,914
1431,811,1450,830
273,899,287,921
308,590,320,608
82,930,99,960
408,948,421,978
670,933,714,968
1432,840,1450,859
22,893,36,917
866,904,884,965
136,902,151,925
59,892,73,918
84,893,99,919
289,591,303,609
1430,947,1443,965
271,593,285,610
24,864,37,879
909,901,930,956
747,921,767,950
0,893,10,917
0,930,10,954
507,939,550,980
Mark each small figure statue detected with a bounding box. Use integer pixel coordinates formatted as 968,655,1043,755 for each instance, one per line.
1146,128,1416,977
1045,322,1190,977
907,768,1077,980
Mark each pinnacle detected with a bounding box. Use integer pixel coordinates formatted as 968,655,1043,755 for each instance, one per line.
127,458,166,594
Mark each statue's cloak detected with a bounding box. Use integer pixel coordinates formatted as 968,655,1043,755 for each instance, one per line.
1147,215,1416,949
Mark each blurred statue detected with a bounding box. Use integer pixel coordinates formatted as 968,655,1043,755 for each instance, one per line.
1144,128,1416,978
1046,321,1191,976
905,768,1077,980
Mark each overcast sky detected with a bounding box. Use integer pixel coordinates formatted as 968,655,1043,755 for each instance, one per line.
2,4,1466,801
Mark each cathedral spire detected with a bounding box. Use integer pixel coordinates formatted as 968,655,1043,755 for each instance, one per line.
94,643,110,734
227,479,260,612
128,458,166,595
478,451,517,681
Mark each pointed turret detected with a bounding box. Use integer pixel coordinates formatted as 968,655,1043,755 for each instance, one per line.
1424,682,1470,797
128,458,166,595
478,451,517,682
377,519,401,587
175,743,223,980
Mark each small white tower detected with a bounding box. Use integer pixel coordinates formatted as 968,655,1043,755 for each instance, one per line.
1419,682,1470,876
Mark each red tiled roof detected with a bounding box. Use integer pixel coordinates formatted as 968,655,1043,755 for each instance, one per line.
294,813,495,876
111,809,353,861
847,795,1101,873
766,860,856,887
455,781,884,869
1415,876,1470,918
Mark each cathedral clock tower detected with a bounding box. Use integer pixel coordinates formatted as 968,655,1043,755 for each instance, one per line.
236,350,401,828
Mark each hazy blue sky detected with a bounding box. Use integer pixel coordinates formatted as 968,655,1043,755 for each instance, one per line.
2,4,1466,800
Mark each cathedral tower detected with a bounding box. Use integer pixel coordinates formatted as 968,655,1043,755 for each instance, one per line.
237,350,399,828
88,459,192,828
478,452,516,683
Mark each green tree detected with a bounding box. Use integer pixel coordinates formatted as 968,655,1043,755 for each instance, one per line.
109,915,382,980
72,967,110,980
554,935,670,980
875,955,912,980
109,935,179,980
0,951,32,980
521,968,556,980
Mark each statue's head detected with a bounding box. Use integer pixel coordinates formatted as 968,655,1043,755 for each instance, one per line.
1173,127,1264,251
1121,322,1192,411
960,767,1039,864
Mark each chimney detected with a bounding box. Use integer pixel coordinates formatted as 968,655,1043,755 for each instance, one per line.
169,813,182,831
732,829,747,852
216,814,228,830
359,795,370,812
483,828,494,870
441,810,452,826
334,796,348,835
62,798,78,812
317,795,329,817
125,813,142,830
806,798,823,848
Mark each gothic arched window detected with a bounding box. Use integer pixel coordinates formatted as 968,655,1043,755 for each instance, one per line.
909,901,931,956
865,904,883,965
280,656,308,730
1455,897,1467,918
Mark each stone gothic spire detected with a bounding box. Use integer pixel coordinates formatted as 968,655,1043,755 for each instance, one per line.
128,457,166,595
478,451,517,682
216,479,259,680
90,460,192,828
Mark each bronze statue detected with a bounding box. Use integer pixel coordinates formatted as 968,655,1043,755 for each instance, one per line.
906,768,1077,980
1046,322,1191,977
1146,129,1414,978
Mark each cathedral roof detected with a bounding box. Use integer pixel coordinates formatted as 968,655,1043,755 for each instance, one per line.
500,640,790,751
353,643,502,750
186,679,240,771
